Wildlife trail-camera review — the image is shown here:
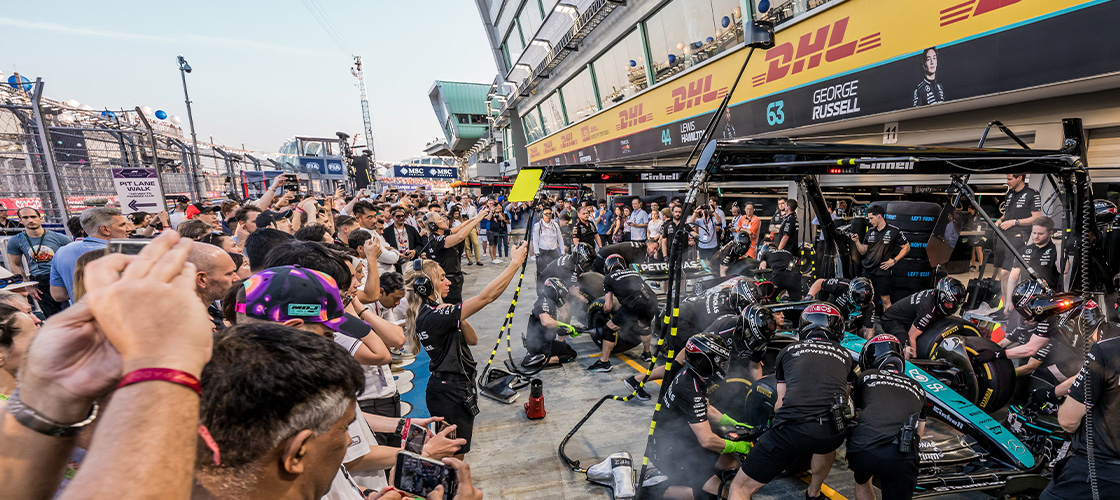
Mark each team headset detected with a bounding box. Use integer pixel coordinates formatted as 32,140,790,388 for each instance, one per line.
412,259,434,298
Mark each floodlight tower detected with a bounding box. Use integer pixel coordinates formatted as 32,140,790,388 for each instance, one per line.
351,56,377,162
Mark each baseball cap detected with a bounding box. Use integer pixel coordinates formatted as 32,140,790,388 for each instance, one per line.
236,265,370,339
0,267,36,292
191,202,220,214
255,209,293,228
172,195,190,204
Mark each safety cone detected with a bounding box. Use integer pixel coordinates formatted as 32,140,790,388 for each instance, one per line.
525,378,545,419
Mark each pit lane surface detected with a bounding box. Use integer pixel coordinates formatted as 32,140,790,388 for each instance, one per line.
460,257,993,499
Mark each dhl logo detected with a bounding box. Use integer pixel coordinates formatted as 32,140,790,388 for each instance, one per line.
616,103,653,131
752,17,880,87
665,75,728,115
941,0,1022,26
560,132,578,148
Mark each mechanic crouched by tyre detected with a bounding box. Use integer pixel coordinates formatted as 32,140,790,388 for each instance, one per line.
1041,329,1120,499
756,244,804,300
520,277,579,368
882,277,966,359
589,254,658,371
806,276,876,339
730,303,856,500
650,333,751,500
847,335,927,500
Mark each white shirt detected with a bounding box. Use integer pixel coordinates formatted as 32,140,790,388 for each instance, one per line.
168,212,185,230
325,404,386,499
628,208,650,240
359,228,400,275
533,220,563,253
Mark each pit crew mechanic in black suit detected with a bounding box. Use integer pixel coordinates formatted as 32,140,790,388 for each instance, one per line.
1002,216,1060,316
1041,332,1120,499
713,231,754,277
994,173,1041,316
807,277,876,339
882,277,965,358
757,245,803,300
850,205,909,310
588,255,659,372
848,334,927,500
650,333,749,500
520,277,579,368
592,240,657,273
730,303,856,500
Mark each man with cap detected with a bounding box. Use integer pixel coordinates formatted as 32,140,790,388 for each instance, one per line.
235,265,462,495
167,195,190,229
190,202,223,233
255,209,294,234
6,207,71,317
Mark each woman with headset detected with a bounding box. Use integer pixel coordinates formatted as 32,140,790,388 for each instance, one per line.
404,241,528,458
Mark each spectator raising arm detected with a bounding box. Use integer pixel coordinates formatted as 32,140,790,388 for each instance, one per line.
444,208,490,248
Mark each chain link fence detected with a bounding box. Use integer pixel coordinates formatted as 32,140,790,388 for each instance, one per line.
0,78,268,228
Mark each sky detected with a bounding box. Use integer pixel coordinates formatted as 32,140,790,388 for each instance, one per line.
1,0,499,162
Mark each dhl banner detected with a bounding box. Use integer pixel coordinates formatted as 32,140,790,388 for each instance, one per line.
528,0,1115,166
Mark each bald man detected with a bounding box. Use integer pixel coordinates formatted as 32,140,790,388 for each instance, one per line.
189,243,239,332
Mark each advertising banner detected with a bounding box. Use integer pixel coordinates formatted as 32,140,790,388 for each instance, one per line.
299,156,346,179
392,165,458,179
111,168,165,214
528,0,1115,166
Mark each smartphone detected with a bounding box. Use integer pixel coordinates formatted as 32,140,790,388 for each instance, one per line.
432,420,456,440
403,423,428,454
394,451,456,498
108,238,150,255
284,174,301,191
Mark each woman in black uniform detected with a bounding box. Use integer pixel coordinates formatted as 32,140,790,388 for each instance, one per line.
404,241,528,457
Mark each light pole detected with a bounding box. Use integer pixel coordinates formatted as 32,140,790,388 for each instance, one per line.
177,55,204,199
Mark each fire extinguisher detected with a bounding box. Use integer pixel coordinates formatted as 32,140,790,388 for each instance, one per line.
525,378,545,419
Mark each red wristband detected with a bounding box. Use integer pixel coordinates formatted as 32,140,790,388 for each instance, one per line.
117,368,202,395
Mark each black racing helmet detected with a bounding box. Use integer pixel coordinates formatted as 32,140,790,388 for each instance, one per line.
756,243,773,262
934,277,966,316
798,302,845,342
846,277,875,309
714,286,753,315
1076,300,1106,336
732,231,752,253
683,333,732,380
1011,279,1050,321
731,279,763,306
572,243,594,271
860,334,905,372
541,277,569,307
741,304,778,355
603,253,627,274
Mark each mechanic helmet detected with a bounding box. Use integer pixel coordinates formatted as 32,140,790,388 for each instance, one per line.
1078,300,1106,334
1094,200,1117,225
860,334,905,372
571,243,594,271
798,302,845,342
740,304,778,355
714,286,753,314
1011,279,1051,321
540,277,569,307
730,279,762,306
732,231,752,253
603,253,627,274
845,277,875,309
756,243,773,262
934,277,966,316
683,333,732,381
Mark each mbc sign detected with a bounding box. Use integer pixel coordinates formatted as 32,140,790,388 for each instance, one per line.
392,165,458,179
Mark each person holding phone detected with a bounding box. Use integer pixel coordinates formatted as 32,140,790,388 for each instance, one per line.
404,242,529,457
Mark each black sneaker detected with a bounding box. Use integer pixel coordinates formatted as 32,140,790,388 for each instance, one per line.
623,376,652,401
641,465,668,487
476,262,483,266
587,360,613,372
640,351,653,362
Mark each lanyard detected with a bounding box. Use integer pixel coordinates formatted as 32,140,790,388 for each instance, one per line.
23,231,46,262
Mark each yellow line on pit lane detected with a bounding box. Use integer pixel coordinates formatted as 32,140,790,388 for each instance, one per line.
798,474,849,500
587,353,662,386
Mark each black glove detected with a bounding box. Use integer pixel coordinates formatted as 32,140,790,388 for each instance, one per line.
973,347,1005,364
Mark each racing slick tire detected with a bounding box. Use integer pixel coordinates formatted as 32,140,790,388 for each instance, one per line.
586,297,641,354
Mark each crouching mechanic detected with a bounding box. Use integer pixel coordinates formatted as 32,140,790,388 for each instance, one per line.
847,335,927,500
588,254,659,371
882,277,966,358
730,303,856,500
756,244,803,300
807,277,876,338
650,333,753,500
593,240,658,273
521,277,580,368
713,231,754,277
974,280,1074,366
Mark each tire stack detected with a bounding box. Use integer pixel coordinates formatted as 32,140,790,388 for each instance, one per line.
872,201,941,302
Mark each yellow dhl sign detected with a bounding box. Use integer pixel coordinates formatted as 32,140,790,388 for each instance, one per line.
527,0,1100,163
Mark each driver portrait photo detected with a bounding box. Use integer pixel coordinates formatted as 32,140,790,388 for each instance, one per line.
913,46,945,107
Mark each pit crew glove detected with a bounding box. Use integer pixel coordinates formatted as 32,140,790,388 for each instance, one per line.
557,322,580,337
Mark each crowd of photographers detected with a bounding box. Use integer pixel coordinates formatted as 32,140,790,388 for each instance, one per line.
0,171,1117,500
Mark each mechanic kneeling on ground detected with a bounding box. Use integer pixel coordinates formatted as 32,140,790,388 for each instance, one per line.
520,277,579,368
849,204,909,311
882,277,966,359
589,254,658,371
650,333,751,500
847,334,927,500
730,303,856,500
976,280,1076,366
592,240,659,273
806,276,876,339
756,245,804,300
1040,326,1120,499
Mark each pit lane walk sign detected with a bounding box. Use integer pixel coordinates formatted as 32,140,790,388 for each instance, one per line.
111,168,164,215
